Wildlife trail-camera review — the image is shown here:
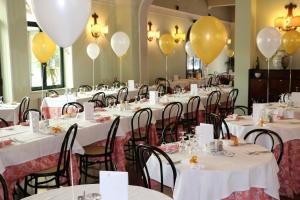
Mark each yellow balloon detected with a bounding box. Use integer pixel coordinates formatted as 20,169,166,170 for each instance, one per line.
227,48,234,57
282,30,300,55
190,16,228,64
159,34,175,56
32,32,56,63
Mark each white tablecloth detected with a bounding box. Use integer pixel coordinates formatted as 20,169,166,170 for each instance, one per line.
169,79,208,89
226,115,300,143
146,144,279,200
22,184,172,200
0,103,20,124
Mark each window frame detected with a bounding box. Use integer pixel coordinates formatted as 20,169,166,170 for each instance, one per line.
27,21,65,91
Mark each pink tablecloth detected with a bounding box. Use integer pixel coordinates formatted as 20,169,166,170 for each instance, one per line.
274,139,300,198
224,188,276,200
1,153,79,200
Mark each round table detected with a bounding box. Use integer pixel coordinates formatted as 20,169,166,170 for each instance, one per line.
23,184,172,200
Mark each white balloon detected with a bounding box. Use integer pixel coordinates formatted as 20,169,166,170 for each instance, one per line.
31,0,91,48
185,41,195,57
111,32,130,57
256,27,281,59
87,43,100,60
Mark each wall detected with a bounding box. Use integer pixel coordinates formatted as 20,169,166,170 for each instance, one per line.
147,5,234,84
256,0,300,69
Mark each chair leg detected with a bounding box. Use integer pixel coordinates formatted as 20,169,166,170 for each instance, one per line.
56,176,60,188
105,156,109,171
24,176,28,195
34,176,38,194
79,156,83,185
84,157,88,184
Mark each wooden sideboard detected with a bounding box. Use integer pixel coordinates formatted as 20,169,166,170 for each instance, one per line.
248,69,300,108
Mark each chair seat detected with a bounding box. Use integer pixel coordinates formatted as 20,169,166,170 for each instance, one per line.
84,145,110,156
34,164,64,175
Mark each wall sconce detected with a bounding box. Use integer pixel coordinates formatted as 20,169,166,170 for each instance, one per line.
173,25,185,43
91,12,108,39
147,21,160,42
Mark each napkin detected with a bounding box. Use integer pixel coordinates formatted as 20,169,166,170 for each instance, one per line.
159,143,179,152
95,116,111,123
128,80,135,90
95,107,106,112
149,91,159,105
100,171,128,200
29,111,40,133
195,123,214,148
190,84,198,95
84,102,94,120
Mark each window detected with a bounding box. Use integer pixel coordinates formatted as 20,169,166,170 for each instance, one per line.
186,55,202,78
27,22,65,91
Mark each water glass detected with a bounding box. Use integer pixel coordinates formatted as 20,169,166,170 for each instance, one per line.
0,96,3,104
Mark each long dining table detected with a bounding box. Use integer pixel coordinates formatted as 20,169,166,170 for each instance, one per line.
226,105,300,198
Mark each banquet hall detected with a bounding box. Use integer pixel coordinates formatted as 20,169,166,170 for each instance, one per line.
0,0,300,199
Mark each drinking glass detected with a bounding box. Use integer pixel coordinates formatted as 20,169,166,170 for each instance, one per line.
0,96,3,105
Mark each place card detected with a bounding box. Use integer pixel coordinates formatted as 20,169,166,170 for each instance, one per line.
252,103,266,124
190,84,198,95
291,92,300,106
195,123,214,148
29,111,40,133
128,80,135,90
84,102,94,120
100,171,128,200
149,91,159,105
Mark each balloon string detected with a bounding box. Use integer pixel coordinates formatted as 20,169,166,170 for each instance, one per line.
41,63,45,118
92,59,95,90
165,56,168,92
289,56,292,93
120,57,122,83
267,59,270,103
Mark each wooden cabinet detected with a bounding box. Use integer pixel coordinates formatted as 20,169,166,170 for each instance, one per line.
248,69,300,108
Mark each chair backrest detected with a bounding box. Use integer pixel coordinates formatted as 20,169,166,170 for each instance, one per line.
162,102,183,130
131,108,152,144
105,116,120,155
160,122,178,144
224,88,239,116
282,92,290,103
92,92,106,101
22,109,42,122
88,99,104,108
138,85,149,98
136,144,177,192
205,90,221,120
0,174,8,200
112,81,122,88
46,90,59,97
78,85,92,92
206,76,213,87
19,96,30,122
117,87,128,103
234,105,249,115
57,124,78,174
243,128,284,164
0,118,9,128
206,113,230,139
95,83,104,90
154,77,166,85
62,102,84,115
186,96,201,124
156,84,166,96
173,85,182,93
104,95,117,107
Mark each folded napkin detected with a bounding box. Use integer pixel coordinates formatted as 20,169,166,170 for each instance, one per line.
159,143,179,153
49,126,64,134
0,139,12,148
95,107,106,112
95,116,112,123
226,114,240,121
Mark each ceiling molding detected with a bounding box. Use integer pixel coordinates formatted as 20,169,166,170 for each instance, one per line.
207,0,235,9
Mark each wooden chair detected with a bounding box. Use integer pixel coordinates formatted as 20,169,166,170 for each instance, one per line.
205,91,221,123
181,96,201,131
88,99,104,108
173,85,182,93
24,124,78,194
19,97,30,123
156,84,166,96
46,90,59,97
138,85,149,98
104,95,117,107
206,113,231,139
243,129,284,164
92,92,105,102
78,85,92,92
79,116,120,183
0,174,8,200
62,102,84,115
116,87,128,103
219,88,239,117
22,109,42,122
0,118,9,128
136,145,177,193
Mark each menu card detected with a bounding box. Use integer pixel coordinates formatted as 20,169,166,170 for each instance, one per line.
291,92,300,106
29,111,40,133
149,91,158,105
84,102,94,120
252,103,266,124
100,171,128,200
190,84,198,95
195,123,214,148
128,80,135,90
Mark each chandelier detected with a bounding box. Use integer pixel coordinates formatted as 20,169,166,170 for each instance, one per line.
274,3,300,31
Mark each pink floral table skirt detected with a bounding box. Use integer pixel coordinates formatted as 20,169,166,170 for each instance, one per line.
274,139,300,198
1,153,79,200
42,107,62,119
224,188,277,200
